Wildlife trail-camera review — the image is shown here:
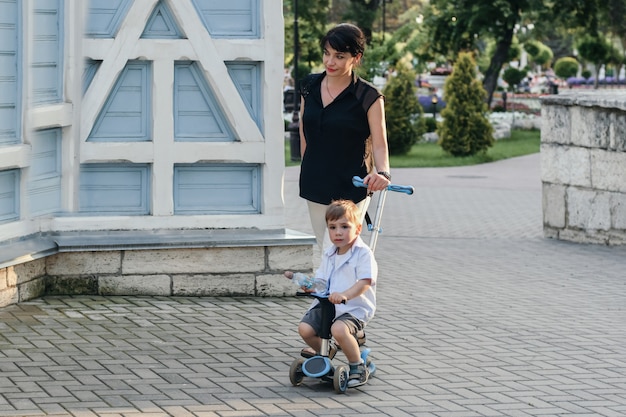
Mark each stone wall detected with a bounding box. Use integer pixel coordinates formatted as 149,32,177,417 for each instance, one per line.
541,91,626,245
0,230,315,309
0,259,47,307
44,245,312,298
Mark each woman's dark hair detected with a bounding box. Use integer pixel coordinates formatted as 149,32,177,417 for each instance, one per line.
320,23,365,57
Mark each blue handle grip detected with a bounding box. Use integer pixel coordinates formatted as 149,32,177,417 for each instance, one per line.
352,176,414,195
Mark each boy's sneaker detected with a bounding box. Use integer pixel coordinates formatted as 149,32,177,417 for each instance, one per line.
347,362,369,388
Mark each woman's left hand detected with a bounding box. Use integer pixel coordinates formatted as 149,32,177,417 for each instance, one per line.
363,172,391,192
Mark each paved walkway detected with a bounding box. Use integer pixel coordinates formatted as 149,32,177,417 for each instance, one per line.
2,154,626,417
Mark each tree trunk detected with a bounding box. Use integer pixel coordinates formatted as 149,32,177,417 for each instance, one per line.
482,27,515,108
349,0,382,44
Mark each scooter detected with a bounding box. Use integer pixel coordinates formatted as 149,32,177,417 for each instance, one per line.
288,293,376,393
288,177,413,393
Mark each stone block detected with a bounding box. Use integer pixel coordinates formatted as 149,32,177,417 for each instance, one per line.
99,274,171,296
542,227,560,240
542,93,626,246
172,273,255,296
541,105,570,144
13,259,46,284
19,277,46,302
122,247,265,274
46,275,98,295
590,149,626,193
608,230,626,245
567,188,611,231
611,193,626,230
542,183,566,228
267,245,313,272
559,228,608,245
540,145,591,187
6,267,17,287
570,107,611,148
47,251,121,275
0,268,6,291
609,112,626,151
256,273,297,297
0,287,18,308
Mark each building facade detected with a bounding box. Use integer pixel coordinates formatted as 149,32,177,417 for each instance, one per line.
0,0,313,307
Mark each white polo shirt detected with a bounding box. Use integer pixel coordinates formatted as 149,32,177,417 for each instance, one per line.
314,236,377,323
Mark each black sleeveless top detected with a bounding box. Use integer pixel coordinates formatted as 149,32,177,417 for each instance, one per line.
298,72,382,204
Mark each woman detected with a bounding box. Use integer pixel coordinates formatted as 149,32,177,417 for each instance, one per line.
298,23,391,249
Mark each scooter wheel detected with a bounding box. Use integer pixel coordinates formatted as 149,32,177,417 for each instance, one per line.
289,358,305,386
333,365,349,393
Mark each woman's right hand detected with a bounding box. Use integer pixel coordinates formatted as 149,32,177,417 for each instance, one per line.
362,172,390,192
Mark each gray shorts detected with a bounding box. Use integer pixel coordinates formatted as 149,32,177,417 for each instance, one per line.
301,304,364,337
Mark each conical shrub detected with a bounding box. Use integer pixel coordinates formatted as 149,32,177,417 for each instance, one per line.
437,52,494,157
383,65,425,155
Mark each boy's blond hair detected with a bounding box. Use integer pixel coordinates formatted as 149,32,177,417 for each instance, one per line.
325,199,361,226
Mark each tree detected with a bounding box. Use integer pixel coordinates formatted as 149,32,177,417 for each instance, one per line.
359,19,427,80
285,0,431,79
576,34,611,88
383,65,425,155
477,37,521,74
344,0,383,44
375,0,427,33
524,40,553,70
588,0,626,83
424,0,600,106
437,52,493,157
283,0,330,79
330,0,427,34
554,57,579,80
600,0,626,52
502,67,526,91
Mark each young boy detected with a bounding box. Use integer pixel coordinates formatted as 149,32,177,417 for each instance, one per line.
285,199,377,387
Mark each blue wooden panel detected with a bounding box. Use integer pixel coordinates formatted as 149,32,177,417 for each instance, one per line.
28,128,61,216
174,62,235,142
80,164,150,214
226,62,262,131
82,59,101,95
141,1,184,39
85,0,132,38
31,0,63,104
88,61,152,142
191,0,259,38
174,164,260,214
0,0,19,145
0,169,19,223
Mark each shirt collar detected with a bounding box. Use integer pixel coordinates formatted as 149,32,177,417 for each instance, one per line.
321,71,359,96
324,235,367,257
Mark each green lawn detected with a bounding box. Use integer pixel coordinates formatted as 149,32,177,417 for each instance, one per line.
285,129,541,168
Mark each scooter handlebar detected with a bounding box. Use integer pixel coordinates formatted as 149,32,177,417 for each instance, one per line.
352,176,414,195
296,292,346,304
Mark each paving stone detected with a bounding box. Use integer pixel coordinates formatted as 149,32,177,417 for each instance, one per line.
1,155,625,416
